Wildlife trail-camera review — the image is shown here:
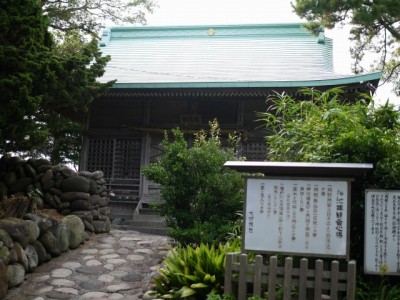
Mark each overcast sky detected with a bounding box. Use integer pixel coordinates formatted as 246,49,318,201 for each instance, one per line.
143,0,397,104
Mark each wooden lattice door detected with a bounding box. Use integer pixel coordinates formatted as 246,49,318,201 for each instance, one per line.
86,138,143,216
113,139,142,179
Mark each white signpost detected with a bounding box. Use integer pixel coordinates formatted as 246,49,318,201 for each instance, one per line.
244,177,351,258
365,190,400,275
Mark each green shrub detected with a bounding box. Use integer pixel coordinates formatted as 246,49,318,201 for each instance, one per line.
142,120,244,245
259,88,400,188
151,240,241,299
258,88,400,264
356,277,400,300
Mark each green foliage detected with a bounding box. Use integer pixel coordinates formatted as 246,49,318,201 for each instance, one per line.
356,277,400,300
206,293,236,300
292,0,400,95
42,0,155,37
0,0,53,153
259,88,400,188
0,0,112,164
152,241,240,299
259,87,400,263
142,121,244,245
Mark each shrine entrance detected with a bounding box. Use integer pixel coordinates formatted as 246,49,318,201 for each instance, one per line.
86,137,143,218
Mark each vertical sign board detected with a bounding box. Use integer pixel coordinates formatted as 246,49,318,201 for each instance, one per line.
244,177,350,258
365,190,400,275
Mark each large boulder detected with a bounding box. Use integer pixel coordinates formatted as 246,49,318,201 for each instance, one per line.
70,200,92,211
0,219,39,248
29,158,51,169
0,219,26,248
72,211,93,223
9,243,29,270
32,240,48,265
7,263,25,288
9,177,32,194
24,244,39,271
61,215,85,249
93,218,111,234
88,179,97,194
24,163,37,178
61,168,77,178
0,246,10,265
60,176,90,193
23,220,40,244
60,192,90,202
57,223,70,253
27,215,52,236
41,169,54,185
0,229,13,249
92,171,104,180
39,231,61,257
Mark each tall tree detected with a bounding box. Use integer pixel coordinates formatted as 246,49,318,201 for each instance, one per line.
0,0,54,153
292,0,400,95
42,0,155,36
0,0,111,164
37,0,155,165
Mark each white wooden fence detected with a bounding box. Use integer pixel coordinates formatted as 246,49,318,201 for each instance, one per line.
224,253,356,300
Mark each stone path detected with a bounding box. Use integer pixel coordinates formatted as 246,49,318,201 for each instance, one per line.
5,230,169,300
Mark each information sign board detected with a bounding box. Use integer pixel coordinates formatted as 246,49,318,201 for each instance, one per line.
244,177,350,258
365,190,400,275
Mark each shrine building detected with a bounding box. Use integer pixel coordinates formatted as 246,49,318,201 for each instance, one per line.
79,23,381,219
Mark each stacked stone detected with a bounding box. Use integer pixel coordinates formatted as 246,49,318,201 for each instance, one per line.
63,170,111,235
0,156,111,235
0,214,85,296
0,156,111,299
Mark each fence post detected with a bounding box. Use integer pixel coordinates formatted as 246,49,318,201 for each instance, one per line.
346,260,356,300
314,259,323,299
253,255,263,297
224,253,234,296
298,258,308,300
268,256,278,300
283,257,293,300
330,260,339,300
238,253,248,300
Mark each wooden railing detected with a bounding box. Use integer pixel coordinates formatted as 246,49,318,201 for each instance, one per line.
224,253,356,300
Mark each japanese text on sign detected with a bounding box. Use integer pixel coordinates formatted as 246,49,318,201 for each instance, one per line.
244,178,349,257
365,190,400,275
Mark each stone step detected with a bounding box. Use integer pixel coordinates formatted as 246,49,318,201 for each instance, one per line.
138,208,160,215
119,225,168,236
129,220,167,229
110,211,167,236
109,212,133,220
129,226,168,236
133,214,165,222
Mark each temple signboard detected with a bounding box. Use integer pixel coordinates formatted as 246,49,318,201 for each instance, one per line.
365,190,400,275
244,177,351,258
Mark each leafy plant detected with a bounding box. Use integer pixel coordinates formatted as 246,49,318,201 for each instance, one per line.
151,240,241,299
142,120,244,246
356,277,400,300
206,292,236,300
258,88,400,264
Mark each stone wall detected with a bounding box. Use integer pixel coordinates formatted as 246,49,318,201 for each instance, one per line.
0,156,111,298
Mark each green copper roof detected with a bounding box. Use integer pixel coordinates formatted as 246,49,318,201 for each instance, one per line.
98,23,381,88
